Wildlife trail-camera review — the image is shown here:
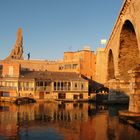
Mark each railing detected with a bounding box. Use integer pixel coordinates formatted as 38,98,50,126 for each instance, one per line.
36,86,51,91
54,87,71,91
53,87,88,92
0,97,17,102
0,86,17,91
19,87,34,91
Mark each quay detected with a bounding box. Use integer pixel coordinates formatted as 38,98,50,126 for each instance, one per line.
0,0,140,125
119,110,140,130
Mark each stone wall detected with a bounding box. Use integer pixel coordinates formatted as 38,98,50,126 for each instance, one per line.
16,59,60,71
95,48,106,84
129,65,140,113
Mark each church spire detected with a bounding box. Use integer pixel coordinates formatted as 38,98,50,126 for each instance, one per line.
5,28,23,60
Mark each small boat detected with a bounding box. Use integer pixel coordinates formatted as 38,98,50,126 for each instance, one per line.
14,97,36,105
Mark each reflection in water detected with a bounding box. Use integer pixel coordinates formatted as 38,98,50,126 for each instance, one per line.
0,102,139,140
108,105,128,116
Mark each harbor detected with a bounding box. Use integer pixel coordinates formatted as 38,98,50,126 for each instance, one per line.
0,102,140,140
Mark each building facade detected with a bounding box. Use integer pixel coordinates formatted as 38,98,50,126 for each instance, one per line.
62,47,96,80
0,61,88,102
0,28,96,96
5,47,96,81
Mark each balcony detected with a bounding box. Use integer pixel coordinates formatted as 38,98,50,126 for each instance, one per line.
36,86,51,91
19,87,34,91
0,86,17,91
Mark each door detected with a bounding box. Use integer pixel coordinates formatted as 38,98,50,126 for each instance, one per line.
39,92,44,99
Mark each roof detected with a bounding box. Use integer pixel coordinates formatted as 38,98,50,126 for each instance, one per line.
20,70,87,82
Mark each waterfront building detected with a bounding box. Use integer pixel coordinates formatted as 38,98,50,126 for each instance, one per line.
0,28,96,81
3,47,96,81
0,61,88,101
60,47,96,80
0,28,96,97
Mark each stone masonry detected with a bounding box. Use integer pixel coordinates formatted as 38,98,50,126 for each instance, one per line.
6,28,23,60
96,0,140,87
129,65,140,113
95,0,140,113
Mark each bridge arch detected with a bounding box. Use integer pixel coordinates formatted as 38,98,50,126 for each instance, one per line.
118,20,140,81
108,49,115,80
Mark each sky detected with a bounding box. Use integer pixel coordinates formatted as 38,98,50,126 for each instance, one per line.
0,0,124,60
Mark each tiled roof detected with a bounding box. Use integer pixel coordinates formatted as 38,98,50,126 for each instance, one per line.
20,70,86,81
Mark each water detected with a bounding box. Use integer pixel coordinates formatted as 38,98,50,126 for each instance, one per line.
0,102,139,140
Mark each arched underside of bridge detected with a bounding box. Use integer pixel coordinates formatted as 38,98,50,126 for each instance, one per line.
118,20,139,81
108,49,115,80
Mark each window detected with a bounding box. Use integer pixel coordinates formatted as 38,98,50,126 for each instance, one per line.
81,84,84,90
63,82,67,90
8,66,13,76
73,64,78,69
68,82,71,91
39,82,43,86
61,82,63,90
54,82,56,90
59,65,63,70
44,82,47,86
57,82,60,90
74,83,78,90
79,94,83,99
2,92,10,97
58,93,66,99
73,95,78,100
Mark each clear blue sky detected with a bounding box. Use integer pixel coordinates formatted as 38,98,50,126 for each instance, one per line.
0,0,123,60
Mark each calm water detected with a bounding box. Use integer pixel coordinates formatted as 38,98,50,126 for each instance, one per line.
0,102,139,140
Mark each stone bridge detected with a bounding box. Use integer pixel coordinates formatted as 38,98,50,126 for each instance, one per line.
96,0,140,113
96,0,140,92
